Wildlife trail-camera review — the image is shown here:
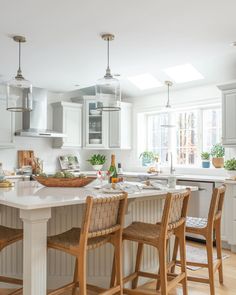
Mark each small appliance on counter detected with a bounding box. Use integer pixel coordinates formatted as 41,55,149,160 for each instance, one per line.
59,155,80,172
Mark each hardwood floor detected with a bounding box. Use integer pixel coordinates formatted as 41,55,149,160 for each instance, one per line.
1,243,235,295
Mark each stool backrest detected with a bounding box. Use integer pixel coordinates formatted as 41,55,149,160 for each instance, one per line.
160,189,191,237
80,193,128,245
207,185,226,229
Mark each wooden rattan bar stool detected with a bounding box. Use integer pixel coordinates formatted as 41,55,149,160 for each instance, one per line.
111,189,191,295
171,185,226,295
0,225,23,295
47,193,127,295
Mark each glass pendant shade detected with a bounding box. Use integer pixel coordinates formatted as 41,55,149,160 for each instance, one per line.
96,75,121,111
161,81,176,128
6,35,33,112
6,78,33,112
95,33,121,112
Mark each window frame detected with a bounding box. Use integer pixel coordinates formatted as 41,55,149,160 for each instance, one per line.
139,104,221,167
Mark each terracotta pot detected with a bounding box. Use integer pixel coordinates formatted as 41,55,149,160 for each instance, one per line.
212,157,224,168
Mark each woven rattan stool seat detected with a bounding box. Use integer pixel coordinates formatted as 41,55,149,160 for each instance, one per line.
48,227,111,250
186,216,208,230
0,225,23,248
123,221,171,244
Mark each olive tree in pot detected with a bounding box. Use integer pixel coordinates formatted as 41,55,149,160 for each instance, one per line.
87,154,106,171
201,152,210,168
224,158,236,179
211,143,225,168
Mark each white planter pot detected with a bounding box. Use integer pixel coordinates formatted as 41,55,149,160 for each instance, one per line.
92,165,103,171
226,170,236,179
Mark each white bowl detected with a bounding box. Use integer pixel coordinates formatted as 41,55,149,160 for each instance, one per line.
90,139,101,144
90,110,101,116
93,165,103,171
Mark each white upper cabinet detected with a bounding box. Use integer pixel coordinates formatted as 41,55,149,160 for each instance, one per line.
76,96,132,149
218,82,236,146
0,99,15,148
52,102,82,148
82,97,109,149
109,102,132,149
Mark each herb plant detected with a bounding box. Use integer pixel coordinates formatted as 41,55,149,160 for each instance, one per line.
211,143,225,158
201,152,210,160
224,158,236,170
87,154,106,165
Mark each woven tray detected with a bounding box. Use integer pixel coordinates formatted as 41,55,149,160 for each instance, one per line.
34,176,96,187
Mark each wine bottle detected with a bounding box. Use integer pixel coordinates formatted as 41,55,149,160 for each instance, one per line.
109,154,118,183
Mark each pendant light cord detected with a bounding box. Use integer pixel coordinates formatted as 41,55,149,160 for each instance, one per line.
166,83,170,107
107,38,110,71
16,40,22,78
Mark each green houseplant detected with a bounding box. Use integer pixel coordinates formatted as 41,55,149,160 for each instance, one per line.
139,151,157,167
224,158,236,179
201,152,210,168
211,143,225,168
87,154,106,171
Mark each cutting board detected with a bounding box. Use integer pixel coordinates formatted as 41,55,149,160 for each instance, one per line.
18,150,35,168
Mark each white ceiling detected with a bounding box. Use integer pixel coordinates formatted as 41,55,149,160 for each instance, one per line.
1,0,236,97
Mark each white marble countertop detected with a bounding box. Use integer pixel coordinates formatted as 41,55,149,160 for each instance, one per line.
0,181,198,210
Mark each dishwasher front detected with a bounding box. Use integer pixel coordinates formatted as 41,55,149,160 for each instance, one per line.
177,180,215,241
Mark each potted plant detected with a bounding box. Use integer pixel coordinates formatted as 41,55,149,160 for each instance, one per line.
87,154,106,171
139,151,156,167
211,143,225,168
201,152,210,168
224,158,236,179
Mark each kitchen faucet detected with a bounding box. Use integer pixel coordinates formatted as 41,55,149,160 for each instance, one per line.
168,152,175,175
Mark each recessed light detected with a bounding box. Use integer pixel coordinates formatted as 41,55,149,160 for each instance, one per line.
164,63,204,83
74,84,80,87
127,73,162,90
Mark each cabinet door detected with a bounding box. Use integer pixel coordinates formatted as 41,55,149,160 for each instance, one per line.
222,90,236,145
63,106,82,148
0,100,14,148
84,100,108,148
109,102,132,149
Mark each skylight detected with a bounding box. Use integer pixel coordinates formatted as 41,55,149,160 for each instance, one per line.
164,64,204,83
127,73,162,90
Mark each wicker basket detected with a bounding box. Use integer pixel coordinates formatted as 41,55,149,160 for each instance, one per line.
34,176,96,187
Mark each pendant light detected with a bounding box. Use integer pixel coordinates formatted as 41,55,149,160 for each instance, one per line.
6,35,33,112
161,80,176,128
95,34,121,112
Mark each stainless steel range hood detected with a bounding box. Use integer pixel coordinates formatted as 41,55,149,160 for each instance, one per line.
15,87,65,138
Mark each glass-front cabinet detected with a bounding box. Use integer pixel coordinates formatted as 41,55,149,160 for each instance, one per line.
84,98,108,148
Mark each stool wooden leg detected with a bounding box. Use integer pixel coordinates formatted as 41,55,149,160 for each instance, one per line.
215,220,224,284
110,254,116,288
77,254,87,295
178,229,188,295
132,243,144,289
171,236,179,273
206,238,215,295
156,239,169,290
114,233,123,295
72,258,79,295
158,242,167,295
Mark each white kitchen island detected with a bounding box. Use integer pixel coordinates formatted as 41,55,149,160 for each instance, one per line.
0,181,197,295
